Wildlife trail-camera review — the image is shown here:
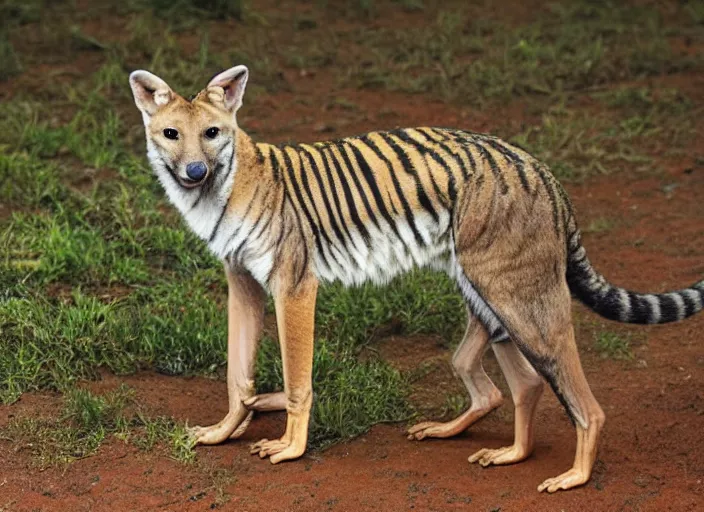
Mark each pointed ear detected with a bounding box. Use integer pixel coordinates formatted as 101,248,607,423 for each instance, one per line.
207,65,249,112
129,70,174,116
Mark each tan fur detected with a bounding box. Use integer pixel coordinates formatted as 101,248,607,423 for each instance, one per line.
130,66,703,493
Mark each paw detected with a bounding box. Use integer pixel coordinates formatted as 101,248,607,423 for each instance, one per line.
188,410,253,445
537,468,589,493
407,421,457,441
468,445,528,467
250,438,305,464
188,424,219,446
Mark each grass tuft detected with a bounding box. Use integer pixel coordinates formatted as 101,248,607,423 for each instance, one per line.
594,331,634,360
1,385,196,466
345,2,702,104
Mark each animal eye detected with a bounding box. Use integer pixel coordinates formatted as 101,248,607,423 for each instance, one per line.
163,128,179,140
205,127,220,139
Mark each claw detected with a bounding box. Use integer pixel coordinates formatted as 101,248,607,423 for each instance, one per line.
537,468,589,493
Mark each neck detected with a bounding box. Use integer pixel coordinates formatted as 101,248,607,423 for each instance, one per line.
182,129,284,261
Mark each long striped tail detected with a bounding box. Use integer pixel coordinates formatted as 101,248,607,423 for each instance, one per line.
566,230,704,324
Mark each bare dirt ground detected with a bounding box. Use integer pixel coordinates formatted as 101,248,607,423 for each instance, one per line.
2,2,704,511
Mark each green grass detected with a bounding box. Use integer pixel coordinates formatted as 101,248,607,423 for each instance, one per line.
0,385,195,467
594,331,634,360
583,217,617,234
344,2,703,104
508,85,697,180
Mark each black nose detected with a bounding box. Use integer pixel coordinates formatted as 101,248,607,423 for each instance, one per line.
186,161,207,182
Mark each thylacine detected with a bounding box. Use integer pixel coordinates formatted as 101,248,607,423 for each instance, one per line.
129,65,703,492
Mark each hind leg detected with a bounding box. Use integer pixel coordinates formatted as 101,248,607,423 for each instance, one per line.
485,289,605,492
407,313,503,440
533,333,605,492
469,341,544,466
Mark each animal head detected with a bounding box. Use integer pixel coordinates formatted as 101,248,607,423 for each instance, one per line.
129,65,248,199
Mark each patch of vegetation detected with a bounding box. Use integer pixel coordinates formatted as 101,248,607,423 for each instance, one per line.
442,393,468,419
583,217,617,234
1,386,193,467
345,2,702,104
594,331,634,360
510,86,696,180
0,0,44,25
257,336,411,449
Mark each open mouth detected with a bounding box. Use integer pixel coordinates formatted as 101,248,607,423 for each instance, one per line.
178,175,207,189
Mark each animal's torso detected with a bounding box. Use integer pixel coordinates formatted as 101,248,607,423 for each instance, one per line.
187,127,570,290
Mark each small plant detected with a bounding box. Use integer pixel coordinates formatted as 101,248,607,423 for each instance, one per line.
0,385,196,467
443,393,468,418
594,331,634,360
584,217,616,234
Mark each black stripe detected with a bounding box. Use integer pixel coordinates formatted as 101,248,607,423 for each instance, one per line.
281,147,332,271
457,143,479,180
200,142,234,202
393,130,453,208
254,143,265,164
358,135,425,247
288,196,310,288
680,291,697,318
628,292,650,324
323,146,372,247
231,198,271,265
296,148,345,269
427,163,450,209
319,146,361,248
516,345,577,426
570,248,588,265
296,149,334,246
378,132,440,223
247,187,273,242
602,287,625,322
534,165,561,235
412,128,439,143
347,142,411,252
480,137,531,193
223,184,260,258
434,139,467,185
269,146,282,182
299,146,349,253
474,141,509,195
269,196,290,276
161,159,180,184
216,140,231,157
387,191,399,215
420,127,449,142
658,293,679,323
208,200,231,243
335,142,382,231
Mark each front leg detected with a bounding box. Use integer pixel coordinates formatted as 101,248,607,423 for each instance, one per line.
250,274,318,464
189,265,265,445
